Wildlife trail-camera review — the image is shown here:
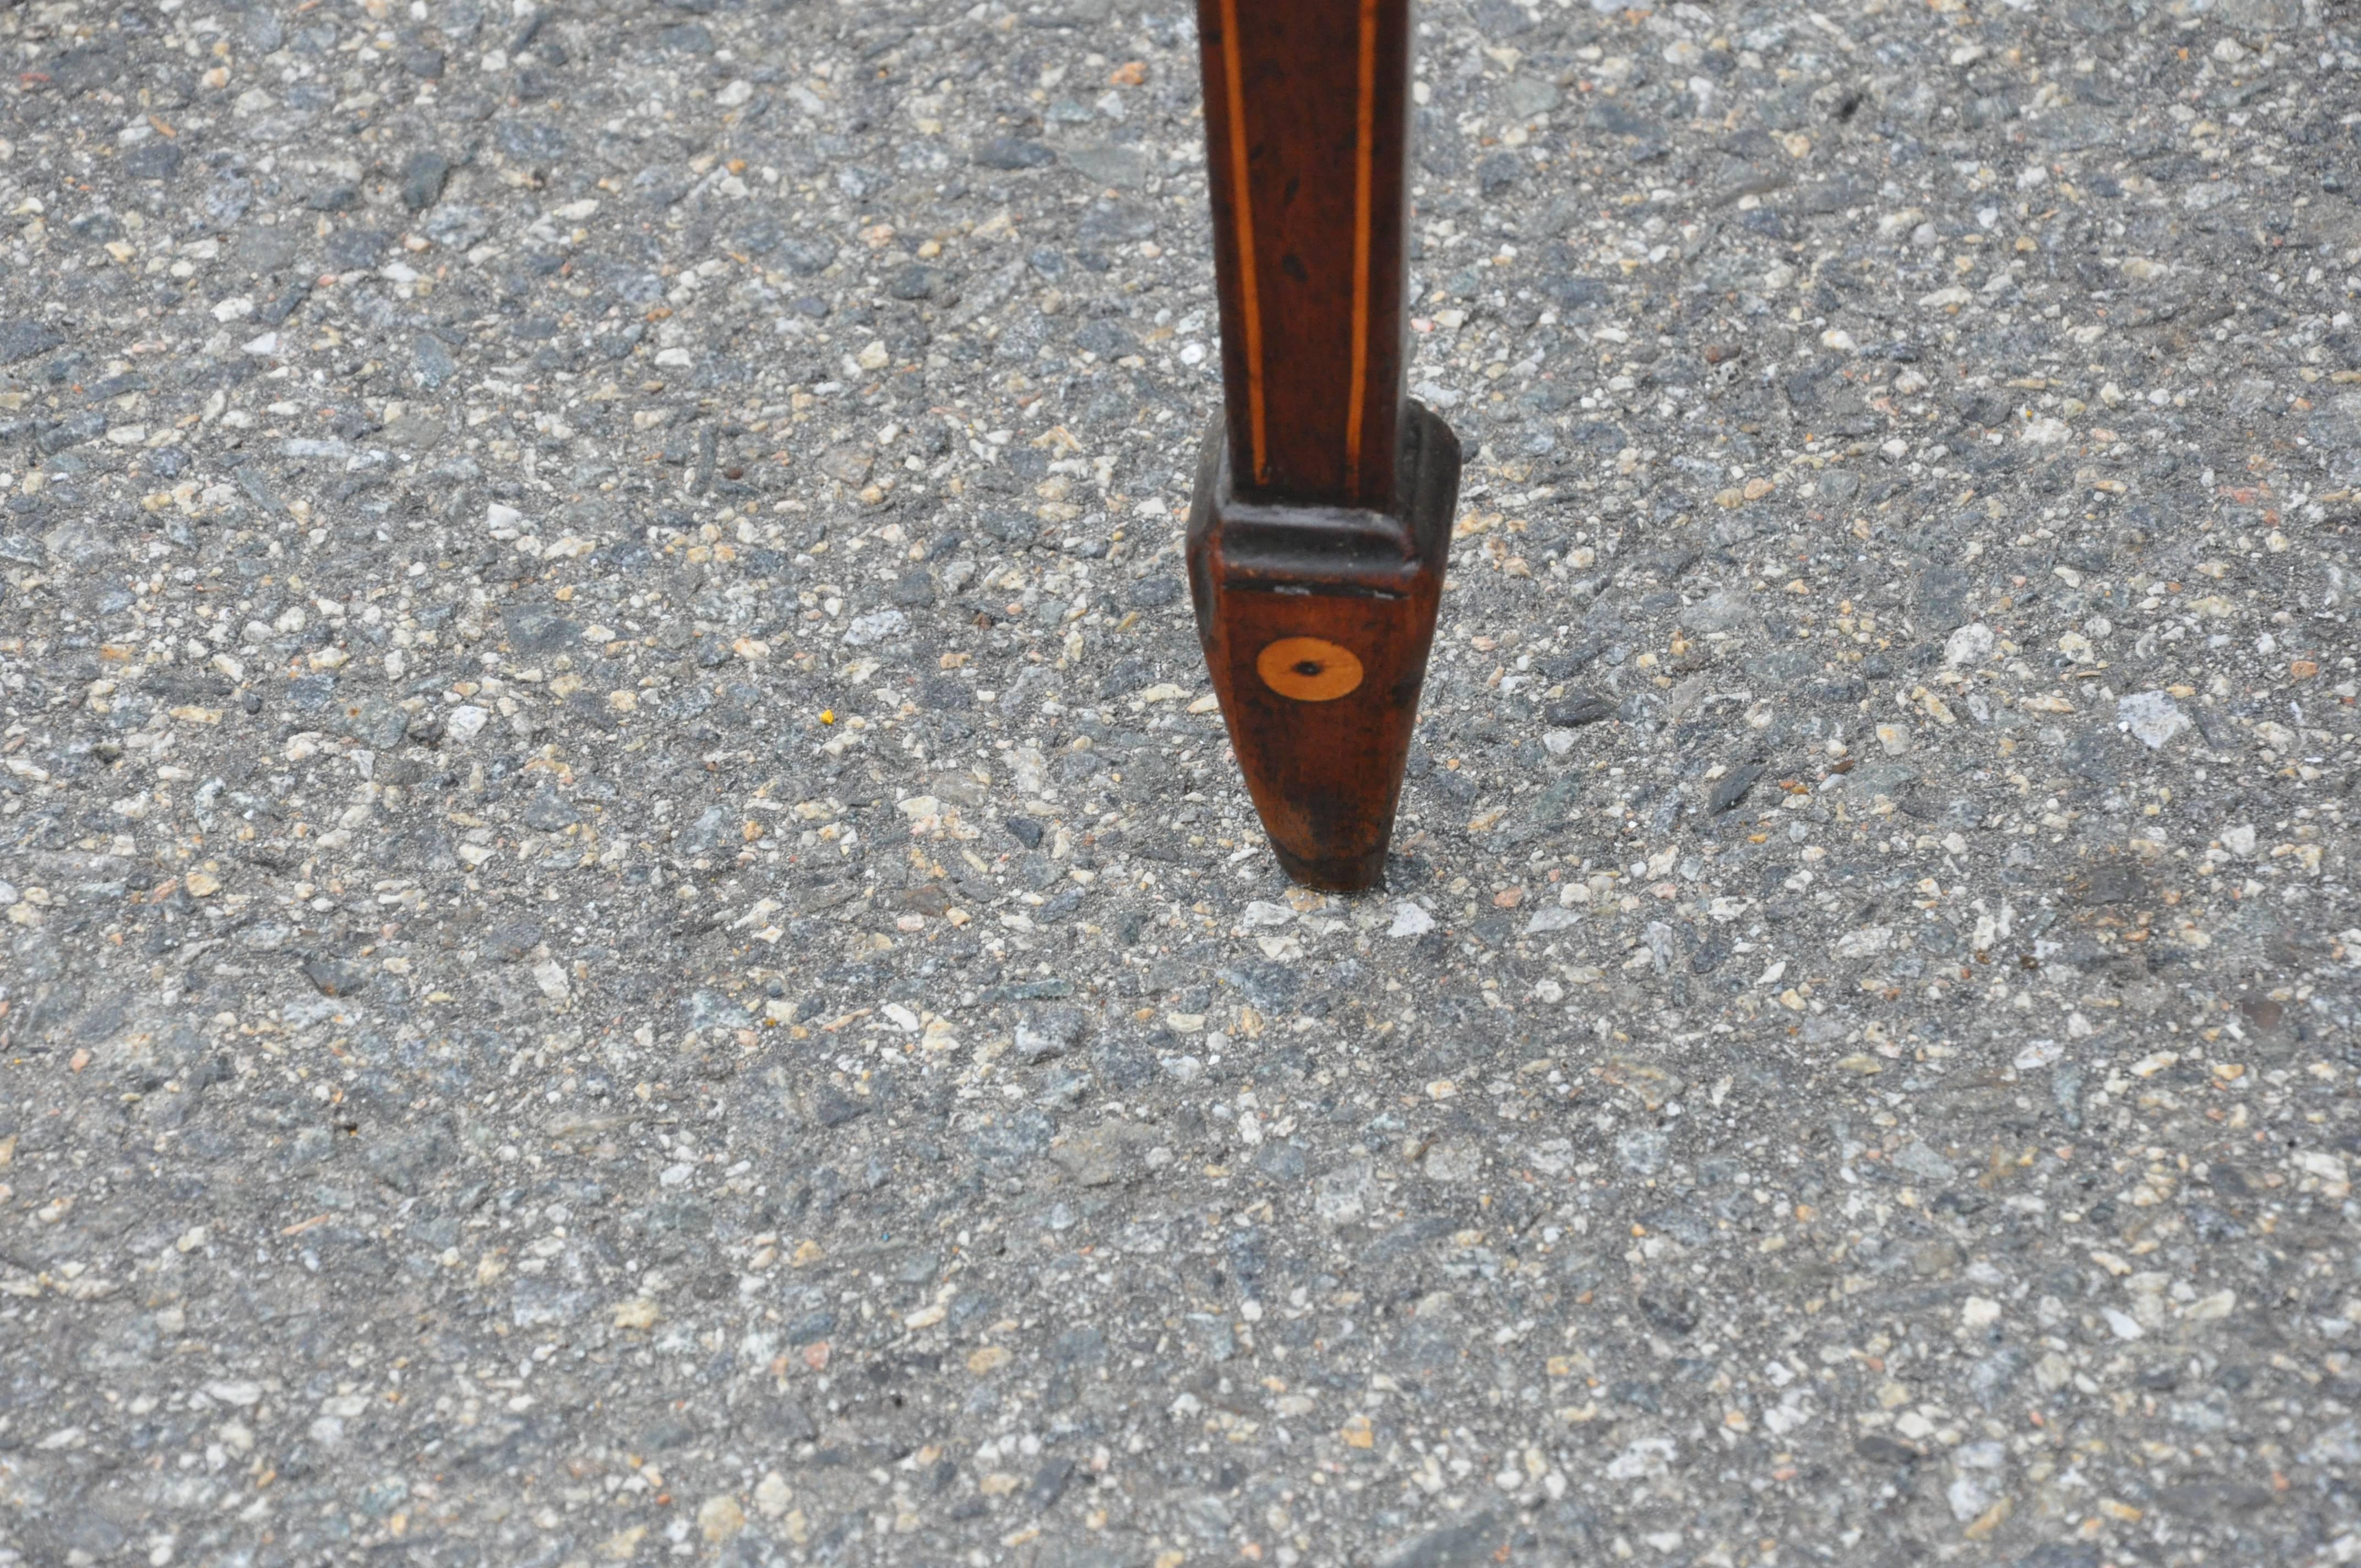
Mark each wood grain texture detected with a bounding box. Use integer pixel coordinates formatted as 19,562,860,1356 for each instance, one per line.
1195,0,1412,509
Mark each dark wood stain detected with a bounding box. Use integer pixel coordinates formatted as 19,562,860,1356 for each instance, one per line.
1185,0,1459,891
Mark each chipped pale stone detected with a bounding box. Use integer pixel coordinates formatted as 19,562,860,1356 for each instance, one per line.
2118,690,2188,750
697,1495,745,1543
1943,623,1994,666
1389,903,1435,938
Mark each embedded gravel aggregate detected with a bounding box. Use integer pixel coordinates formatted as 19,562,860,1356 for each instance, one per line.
3,0,2360,1564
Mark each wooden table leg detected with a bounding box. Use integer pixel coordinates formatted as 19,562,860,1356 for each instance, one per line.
1185,0,1460,892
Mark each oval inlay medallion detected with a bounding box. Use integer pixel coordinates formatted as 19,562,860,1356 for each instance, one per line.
1256,636,1364,702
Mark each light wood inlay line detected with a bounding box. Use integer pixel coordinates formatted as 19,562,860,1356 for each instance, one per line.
1345,0,1378,496
1217,0,1267,484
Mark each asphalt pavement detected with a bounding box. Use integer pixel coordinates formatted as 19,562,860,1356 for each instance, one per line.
2,0,2358,1564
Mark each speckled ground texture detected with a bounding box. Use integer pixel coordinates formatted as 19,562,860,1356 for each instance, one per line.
3,0,2360,1563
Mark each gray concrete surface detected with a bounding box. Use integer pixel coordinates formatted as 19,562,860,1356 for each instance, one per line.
2,0,2359,1563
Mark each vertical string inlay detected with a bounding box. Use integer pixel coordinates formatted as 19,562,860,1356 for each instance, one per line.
1345,0,1379,496
1216,0,1267,484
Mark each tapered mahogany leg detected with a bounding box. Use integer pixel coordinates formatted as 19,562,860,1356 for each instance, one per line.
1187,0,1459,891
